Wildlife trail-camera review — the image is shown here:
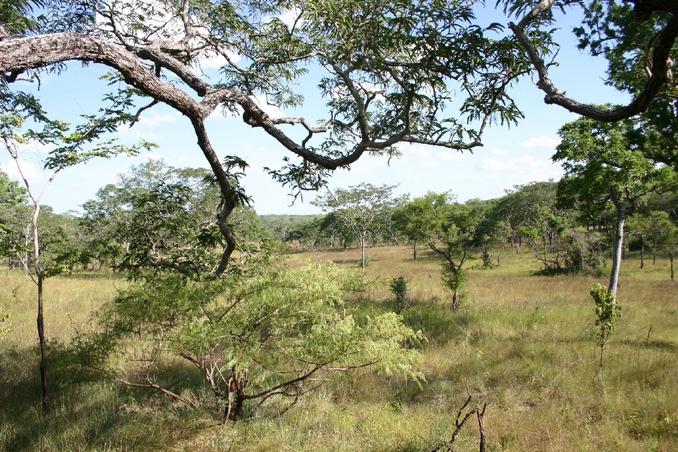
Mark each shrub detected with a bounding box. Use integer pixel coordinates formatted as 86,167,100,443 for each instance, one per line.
441,264,465,310
590,284,621,367
77,263,423,421
389,276,409,313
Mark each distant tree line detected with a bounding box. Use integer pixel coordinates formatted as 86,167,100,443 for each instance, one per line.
276,179,677,281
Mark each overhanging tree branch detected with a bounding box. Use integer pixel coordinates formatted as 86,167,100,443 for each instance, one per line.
509,0,678,121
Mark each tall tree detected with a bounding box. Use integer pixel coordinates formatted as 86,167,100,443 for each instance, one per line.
81,159,263,277
554,117,675,298
0,109,143,414
392,196,437,260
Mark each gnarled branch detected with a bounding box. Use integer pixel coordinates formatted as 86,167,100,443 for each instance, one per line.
509,0,678,121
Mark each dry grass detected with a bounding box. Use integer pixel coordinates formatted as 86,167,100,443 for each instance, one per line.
1,246,676,451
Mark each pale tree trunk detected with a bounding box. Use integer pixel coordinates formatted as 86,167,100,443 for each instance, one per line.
360,235,367,269
31,205,49,414
6,142,51,414
608,198,625,300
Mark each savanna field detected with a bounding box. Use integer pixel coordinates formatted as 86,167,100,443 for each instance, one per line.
1,246,676,451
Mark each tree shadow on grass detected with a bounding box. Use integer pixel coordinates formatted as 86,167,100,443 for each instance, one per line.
0,344,212,451
619,339,677,351
401,301,476,345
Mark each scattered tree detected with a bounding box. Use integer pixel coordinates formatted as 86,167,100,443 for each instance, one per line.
411,193,482,310
313,183,404,268
0,109,144,414
393,196,437,261
555,117,675,298
645,210,678,280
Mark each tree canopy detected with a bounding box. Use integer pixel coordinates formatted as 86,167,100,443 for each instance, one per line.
2,0,676,274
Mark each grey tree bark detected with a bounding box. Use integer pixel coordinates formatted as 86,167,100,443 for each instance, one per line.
609,195,626,299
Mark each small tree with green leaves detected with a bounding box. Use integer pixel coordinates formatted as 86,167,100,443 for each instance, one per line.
590,284,622,367
645,211,678,280
389,276,409,314
78,263,423,422
410,193,482,310
0,111,148,414
392,198,433,261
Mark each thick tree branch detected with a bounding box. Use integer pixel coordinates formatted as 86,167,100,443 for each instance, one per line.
510,2,678,121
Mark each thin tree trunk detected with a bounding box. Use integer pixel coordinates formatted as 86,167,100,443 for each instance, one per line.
413,242,417,261
31,205,49,414
360,236,366,269
640,238,644,269
670,251,674,280
37,274,48,414
608,200,625,299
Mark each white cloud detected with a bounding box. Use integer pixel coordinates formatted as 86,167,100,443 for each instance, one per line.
144,151,162,161
16,139,52,154
197,49,242,70
519,136,561,149
438,150,469,162
488,147,508,156
479,157,513,172
252,94,284,119
421,159,440,169
1,158,42,187
478,153,563,182
139,112,179,126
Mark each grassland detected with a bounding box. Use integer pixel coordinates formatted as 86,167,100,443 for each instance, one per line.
1,247,676,451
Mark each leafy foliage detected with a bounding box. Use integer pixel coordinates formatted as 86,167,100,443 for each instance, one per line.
78,263,423,420
590,283,622,367
81,160,268,277
389,276,409,314
555,117,675,215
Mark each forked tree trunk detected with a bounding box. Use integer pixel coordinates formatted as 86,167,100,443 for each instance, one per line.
608,200,625,299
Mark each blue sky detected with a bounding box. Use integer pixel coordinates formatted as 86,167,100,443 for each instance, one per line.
0,5,625,215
